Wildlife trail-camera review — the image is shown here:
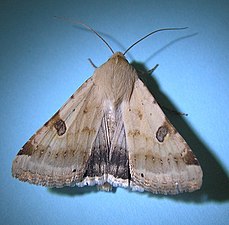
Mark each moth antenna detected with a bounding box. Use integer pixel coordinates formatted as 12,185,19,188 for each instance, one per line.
54,16,115,54
123,27,188,55
88,58,97,68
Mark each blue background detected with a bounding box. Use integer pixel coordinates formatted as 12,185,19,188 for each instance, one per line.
1,1,228,225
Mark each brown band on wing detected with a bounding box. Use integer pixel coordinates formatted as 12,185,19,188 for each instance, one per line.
182,149,200,165
17,141,34,156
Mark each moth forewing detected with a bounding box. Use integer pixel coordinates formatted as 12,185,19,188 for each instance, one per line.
12,77,104,187
12,51,202,194
123,78,202,194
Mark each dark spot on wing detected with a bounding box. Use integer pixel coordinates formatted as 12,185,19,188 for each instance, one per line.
156,125,168,142
54,119,66,136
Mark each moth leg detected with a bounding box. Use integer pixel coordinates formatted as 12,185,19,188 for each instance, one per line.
162,106,188,116
147,64,159,74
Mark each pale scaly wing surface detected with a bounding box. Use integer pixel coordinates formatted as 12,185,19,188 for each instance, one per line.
12,77,105,187
123,78,203,194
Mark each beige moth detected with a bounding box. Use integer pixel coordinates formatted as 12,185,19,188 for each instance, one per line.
12,25,203,195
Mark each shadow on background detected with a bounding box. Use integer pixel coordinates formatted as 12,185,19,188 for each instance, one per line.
49,28,229,203
48,185,117,196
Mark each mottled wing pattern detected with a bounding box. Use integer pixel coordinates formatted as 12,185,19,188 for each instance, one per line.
12,77,104,187
123,78,203,194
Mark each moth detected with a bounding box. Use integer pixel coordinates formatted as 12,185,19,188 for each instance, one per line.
12,24,203,195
